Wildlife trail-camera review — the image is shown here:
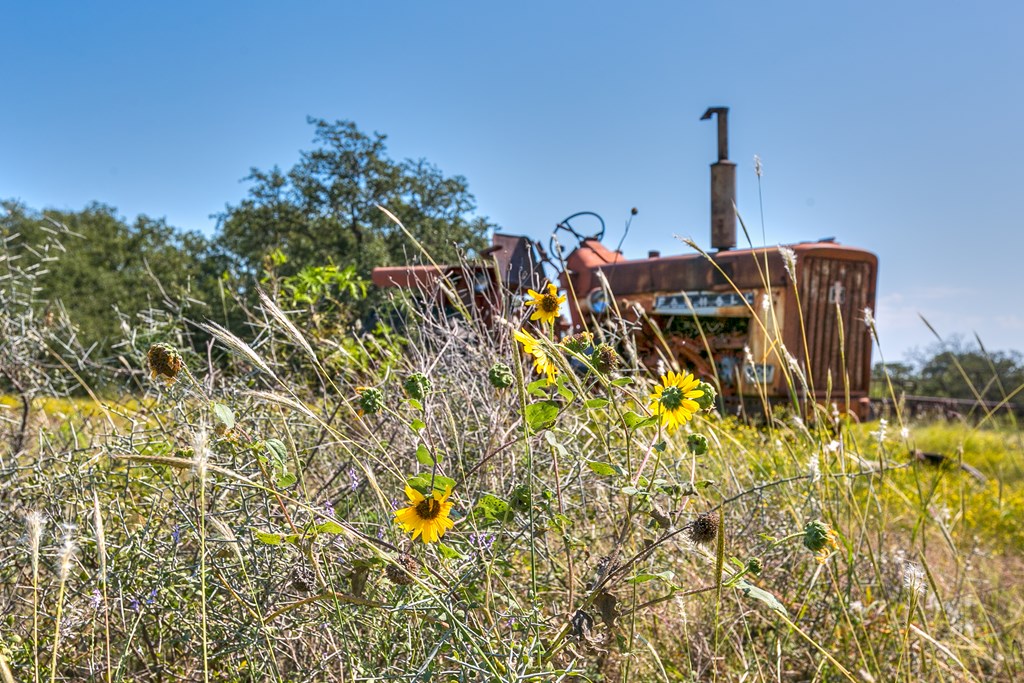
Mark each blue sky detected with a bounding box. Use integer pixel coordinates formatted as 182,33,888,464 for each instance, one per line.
3,1,1022,362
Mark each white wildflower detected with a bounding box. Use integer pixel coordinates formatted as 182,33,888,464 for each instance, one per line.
778,246,798,280
824,439,841,454
900,426,910,440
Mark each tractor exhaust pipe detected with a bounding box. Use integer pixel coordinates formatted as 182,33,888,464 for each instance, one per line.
701,107,736,251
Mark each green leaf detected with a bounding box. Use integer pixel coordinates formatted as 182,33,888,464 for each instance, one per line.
525,400,560,432
623,411,658,430
621,486,640,496
611,377,634,387
653,441,667,453
436,542,464,559
254,530,283,545
410,418,426,432
587,460,623,477
316,521,345,535
212,403,235,430
695,480,716,489
416,444,437,466
526,378,549,397
406,398,423,411
264,438,288,470
406,474,457,497
548,513,573,532
433,475,457,492
585,398,610,409
627,570,676,586
735,579,788,616
473,494,515,524
555,375,575,402
276,472,298,489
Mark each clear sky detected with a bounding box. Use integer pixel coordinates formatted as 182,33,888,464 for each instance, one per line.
3,1,1022,362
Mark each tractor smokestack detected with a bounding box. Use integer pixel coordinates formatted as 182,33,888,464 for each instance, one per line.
701,107,736,251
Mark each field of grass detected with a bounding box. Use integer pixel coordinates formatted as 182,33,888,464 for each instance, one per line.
3,276,1024,682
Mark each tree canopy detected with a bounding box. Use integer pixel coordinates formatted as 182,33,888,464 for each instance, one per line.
1,200,220,354
216,118,492,278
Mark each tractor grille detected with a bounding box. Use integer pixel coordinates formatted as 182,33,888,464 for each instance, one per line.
798,257,875,395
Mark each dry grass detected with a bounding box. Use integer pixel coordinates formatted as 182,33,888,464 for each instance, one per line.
2,229,1023,682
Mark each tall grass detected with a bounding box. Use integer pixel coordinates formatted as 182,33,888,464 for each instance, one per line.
1,222,1023,682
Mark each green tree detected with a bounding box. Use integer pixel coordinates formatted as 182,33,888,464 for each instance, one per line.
873,338,1024,401
216,118,492,279
1,200,221,355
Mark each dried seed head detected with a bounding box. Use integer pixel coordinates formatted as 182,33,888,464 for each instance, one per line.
385,553,420,585
778,246,798,280
25,510,45,574
291,562,316,592
147,343,183,381
488,362,515,389
688,511,719,546
58,523,77,582
593,344,621,375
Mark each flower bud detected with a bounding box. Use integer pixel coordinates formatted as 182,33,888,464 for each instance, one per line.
802,520,837,553
687,433,709,455
402,373,431,401
488,362,515,389
358,387,385,415
695,381,717,411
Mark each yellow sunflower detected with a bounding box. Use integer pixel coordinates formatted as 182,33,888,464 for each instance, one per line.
394,484,455,543
648,371,704,433
513,329,559,384
524,283,567,325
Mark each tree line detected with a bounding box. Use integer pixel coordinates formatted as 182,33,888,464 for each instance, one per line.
872,339,1024,403
1,118,492,361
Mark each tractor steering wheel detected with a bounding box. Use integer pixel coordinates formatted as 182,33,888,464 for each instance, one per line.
549,211,606,261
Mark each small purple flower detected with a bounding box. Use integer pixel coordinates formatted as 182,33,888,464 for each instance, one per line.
347,467,360,492
468,532,495,554
129,597,140,612
171,524,181,544
146,588,157,605
320,500,335,520
89,589,102,610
